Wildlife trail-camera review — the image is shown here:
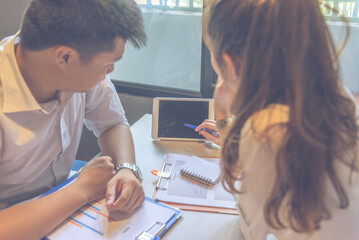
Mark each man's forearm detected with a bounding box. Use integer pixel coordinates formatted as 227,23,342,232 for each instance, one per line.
97,124,136,166
0,185,88,240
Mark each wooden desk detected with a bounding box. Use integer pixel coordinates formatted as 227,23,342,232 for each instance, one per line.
131,114,241,240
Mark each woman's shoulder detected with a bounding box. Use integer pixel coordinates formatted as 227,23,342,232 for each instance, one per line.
242,104,289,140
239,104,290,167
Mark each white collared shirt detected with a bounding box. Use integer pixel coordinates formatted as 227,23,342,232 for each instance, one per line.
0,34,129,209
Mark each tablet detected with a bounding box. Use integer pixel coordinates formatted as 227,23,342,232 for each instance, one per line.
152,97,215,141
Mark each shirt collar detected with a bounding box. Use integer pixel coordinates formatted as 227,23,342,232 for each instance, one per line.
1,33,73,114
1,32,42,113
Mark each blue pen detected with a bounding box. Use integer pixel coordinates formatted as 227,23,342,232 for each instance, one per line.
184,123,219,137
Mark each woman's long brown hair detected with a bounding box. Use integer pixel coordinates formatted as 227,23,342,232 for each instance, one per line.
204,0,358,233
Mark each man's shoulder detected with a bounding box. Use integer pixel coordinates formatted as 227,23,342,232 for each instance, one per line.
0,37,8,80
0,34,16,52
0,34,17,87
0,50,3,112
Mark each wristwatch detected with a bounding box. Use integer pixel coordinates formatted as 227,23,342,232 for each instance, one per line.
115,162,143,183
216,117,234,131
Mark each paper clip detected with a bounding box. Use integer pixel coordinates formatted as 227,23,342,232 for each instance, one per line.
154,163,173,190
136,221,166,240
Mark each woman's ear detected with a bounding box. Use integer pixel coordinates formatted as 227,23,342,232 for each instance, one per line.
223,53,240,78
222,53,241,92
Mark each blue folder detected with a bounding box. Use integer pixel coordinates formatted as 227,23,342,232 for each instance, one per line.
41,161,182,240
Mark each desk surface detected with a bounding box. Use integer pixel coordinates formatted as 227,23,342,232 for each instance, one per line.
131,114,241,240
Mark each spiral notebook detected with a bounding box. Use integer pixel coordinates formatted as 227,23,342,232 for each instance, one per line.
180,156,221,186
153,154,237,213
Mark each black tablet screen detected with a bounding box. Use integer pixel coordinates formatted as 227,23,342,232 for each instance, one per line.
158,100,209,139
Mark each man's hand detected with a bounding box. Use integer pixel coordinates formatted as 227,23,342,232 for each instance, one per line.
105,169,145,214
72,156,115,203
0,156,115,240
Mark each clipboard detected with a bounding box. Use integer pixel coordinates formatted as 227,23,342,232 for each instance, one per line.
136,198,183,240
40,171,182,240
152,154,238,215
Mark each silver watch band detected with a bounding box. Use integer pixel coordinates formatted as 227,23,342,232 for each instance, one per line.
115,162,143,183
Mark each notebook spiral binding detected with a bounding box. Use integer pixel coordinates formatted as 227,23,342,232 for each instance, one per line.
180,169,215,186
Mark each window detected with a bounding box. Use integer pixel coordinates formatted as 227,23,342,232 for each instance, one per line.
110,0,216,98
320,1,359,93
110,1,358,98
321,0,359,22
136,0,202,12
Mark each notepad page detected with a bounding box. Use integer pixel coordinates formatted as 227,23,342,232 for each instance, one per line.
180,156,221,185
155,154,236,209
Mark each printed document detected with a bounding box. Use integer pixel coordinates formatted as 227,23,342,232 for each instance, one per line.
47,198,176,239
155,154,236,209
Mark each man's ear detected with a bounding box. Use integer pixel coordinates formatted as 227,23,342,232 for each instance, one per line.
54,46,77,69
223,53,240,78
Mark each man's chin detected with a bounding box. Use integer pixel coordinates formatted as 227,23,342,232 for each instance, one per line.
68,81,103,93
68,88,92,93
76,85,98,93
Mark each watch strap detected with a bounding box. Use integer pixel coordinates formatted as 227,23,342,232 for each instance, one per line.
115,162,143,183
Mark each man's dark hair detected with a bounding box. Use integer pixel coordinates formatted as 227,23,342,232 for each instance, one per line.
20,0,146,60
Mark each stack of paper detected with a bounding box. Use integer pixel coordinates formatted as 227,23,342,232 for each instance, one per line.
153,154,237,214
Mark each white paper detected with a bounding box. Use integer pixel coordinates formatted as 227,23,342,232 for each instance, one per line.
155,154,236,209
47,199,176,239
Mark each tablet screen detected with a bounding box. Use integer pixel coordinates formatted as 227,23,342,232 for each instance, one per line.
152,98,214,141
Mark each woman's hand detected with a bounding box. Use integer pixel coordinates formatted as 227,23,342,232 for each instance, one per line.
196,119,221,146
196,77,236,146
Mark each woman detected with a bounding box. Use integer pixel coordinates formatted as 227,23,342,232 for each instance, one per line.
197,0,359,239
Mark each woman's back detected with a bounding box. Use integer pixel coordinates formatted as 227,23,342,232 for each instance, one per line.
236,103,359,240
203,0,359,238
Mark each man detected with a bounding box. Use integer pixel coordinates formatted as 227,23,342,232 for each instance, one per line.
0,0,147,239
